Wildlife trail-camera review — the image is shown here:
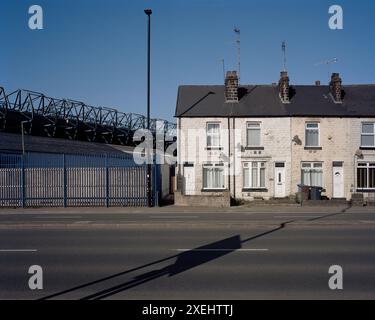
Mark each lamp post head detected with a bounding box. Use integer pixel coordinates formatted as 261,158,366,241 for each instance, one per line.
144,8,152,16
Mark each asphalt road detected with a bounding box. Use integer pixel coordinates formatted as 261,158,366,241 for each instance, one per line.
0,205,374,299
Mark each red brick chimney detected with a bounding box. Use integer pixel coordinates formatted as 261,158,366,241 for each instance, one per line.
225,71,238,103
279,71,290,103
329,73,342,103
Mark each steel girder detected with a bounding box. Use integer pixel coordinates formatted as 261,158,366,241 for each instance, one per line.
0,87,177,147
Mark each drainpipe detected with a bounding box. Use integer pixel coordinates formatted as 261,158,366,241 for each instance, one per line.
178,117,181,192
228,117,231,194
233,117,236,200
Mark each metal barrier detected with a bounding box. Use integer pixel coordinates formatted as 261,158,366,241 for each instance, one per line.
0,152,159,207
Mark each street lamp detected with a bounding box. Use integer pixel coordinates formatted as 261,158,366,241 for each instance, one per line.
144,8,152,207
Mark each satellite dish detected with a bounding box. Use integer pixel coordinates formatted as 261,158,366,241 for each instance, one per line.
355,149,363,158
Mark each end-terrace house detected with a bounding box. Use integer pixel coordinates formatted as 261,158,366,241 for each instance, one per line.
174,70,375,205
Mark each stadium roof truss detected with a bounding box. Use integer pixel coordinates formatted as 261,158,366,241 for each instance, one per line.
0,87,176,146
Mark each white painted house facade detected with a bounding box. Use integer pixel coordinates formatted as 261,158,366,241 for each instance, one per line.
175,71,375,204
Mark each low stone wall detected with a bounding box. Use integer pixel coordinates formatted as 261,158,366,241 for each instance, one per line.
174,191,230,208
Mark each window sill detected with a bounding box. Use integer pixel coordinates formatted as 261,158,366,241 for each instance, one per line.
201,189,228,192
356,189,375,193
244,146,264,150
205,147,223,151
359,147,375,150
304,146,322,150
242,188,268,192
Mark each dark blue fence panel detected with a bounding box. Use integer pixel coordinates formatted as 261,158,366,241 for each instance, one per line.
0,153,22,207
0,152,150,207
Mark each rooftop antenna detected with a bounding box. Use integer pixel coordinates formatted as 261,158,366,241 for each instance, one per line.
220,58,226,81
282,40,287,71
314,57,338,79
234,27,240,83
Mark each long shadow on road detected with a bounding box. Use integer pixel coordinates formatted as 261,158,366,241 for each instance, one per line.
41,207,350,300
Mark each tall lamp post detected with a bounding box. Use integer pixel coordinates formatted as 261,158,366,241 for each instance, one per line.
144,8,152,207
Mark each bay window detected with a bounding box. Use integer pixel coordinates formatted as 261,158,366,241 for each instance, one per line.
301,162,323,187
203,163,225,190
243,161,266,189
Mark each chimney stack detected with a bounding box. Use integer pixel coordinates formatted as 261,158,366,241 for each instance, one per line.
329,73,342,103
225,71,238,103
315,80,321,86
279,71,290,103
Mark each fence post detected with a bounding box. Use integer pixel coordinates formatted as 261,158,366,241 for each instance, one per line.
105,154,109,208
21,154,26,208
152,163,160,207
63,154,67,208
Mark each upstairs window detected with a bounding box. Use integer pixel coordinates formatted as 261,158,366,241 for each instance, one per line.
361,123,375,147
305,122,320,147
206,123,221,148
246,122,261,146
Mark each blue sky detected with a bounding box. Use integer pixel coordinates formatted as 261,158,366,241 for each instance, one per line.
1,0,375,121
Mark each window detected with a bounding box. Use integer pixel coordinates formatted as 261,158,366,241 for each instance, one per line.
246,122,261,146
206,123,221,148
305,122,320,147
243,162,266,188
357,162,375,190
203,163,225,189
361,123,375,147
301,162,323,187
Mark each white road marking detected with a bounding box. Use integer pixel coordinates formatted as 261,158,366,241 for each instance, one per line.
0,249,37,252
173,248,268,252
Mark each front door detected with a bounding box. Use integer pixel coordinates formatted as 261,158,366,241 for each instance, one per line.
333,162,344,198
184,164,195,195
274,162,286,198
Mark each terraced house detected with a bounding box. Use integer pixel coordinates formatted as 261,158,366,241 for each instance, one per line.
174,70,375,206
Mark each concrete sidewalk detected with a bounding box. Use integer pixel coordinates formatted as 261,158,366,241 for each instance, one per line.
0,203,370,214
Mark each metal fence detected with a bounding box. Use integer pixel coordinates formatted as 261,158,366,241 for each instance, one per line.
0,152,159,207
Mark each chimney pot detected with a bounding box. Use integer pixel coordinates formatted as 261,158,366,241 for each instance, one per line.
315,80,321,86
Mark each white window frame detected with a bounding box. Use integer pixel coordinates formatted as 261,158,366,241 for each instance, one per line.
243,161,266,189
301,161,324,187
206,122,221,148
357,162,375,190
305,122,320,147
360,122,375,148
202,162,225,190
246,122,261,147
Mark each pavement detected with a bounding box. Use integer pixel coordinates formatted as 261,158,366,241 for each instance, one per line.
0,204,374,300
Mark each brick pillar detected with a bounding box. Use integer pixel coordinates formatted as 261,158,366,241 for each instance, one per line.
279,71,290,103
225,71,239,103
330,73,342,103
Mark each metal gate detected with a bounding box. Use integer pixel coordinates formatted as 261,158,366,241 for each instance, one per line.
0,152,159,207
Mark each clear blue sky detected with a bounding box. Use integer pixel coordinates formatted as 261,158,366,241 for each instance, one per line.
1,0,375,121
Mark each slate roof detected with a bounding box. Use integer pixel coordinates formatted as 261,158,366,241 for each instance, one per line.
0,132,134,155
175,84,375,118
